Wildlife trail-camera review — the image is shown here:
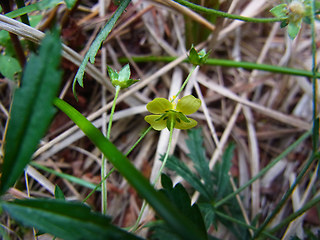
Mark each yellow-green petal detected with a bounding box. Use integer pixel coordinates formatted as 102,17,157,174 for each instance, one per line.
146,98,173,114
174,117,198,130
176,95,201,115
144,115,167,131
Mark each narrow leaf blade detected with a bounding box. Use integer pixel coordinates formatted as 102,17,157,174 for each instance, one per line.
0,29,62,195
1,199,142,240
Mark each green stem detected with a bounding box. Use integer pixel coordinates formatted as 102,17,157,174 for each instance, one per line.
173,65,197,101
311,0,319,152
107,86,120,140
269,194,320,235
125,126,152,156
215,130,311,208
119,56,320,79
253,153,317,238
173,0,287,23
131,122,174,232
84,127,152,204
215,211,279,240
101,85,120,214
153,123,174,185
83,168,115,203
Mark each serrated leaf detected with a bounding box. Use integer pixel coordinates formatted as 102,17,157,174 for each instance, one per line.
0,29,62,195
162,154,212,200
216,143,235,200
198,203,217,230
0,55,21,81
158,175,207,239
1,199,142,240
186,129,214,198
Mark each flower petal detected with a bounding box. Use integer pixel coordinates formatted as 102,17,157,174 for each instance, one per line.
174,117,198,130
146,98,173,114
144,115,167,131
176,95,201,115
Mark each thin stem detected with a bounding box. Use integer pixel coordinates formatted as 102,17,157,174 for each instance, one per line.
131,123,174,232
84,127,152,203
101,157,108,214
254,2,318,237
311,0,319,152
174,0,287,23
125,126,152,156
83,168,115,203
215,130,311,208
107,86,120,140
173,65,197,101
215,211,279,240
118,56,320,79
253,153,317,238
269,194,320,234
153,124,174,185
101,85,120,214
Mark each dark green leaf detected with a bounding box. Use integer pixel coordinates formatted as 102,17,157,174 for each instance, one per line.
1,199,142,240
199,203,217,230
156,174,207,239
163,154,212,200
150,220,180,240
0,29,62,195
160,173,173,189
216,143,235,200
186,129,214,198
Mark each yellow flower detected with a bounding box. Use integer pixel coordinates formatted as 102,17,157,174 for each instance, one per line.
144,95,201,131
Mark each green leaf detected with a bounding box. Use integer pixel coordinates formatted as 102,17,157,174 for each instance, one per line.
157,174,207,239
64,0,77,9
288,20,302,39
186,129,214,198
54,185,65,200
269,4,288,18
108,64,139,89
188,45,210,66
215,143,235,200
73,0,131,96
1,199,142,240
5,0,62,19
0,55,21,81
0,29,62,195
53,98,208,240
162,154,212,201
118,63,131,82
